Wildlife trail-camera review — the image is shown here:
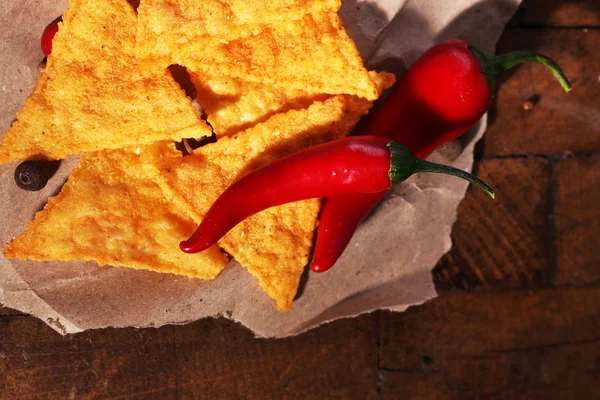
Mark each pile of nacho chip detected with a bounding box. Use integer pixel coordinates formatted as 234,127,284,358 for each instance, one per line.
0,0,394,311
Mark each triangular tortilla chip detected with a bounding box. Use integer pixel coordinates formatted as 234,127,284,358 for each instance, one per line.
136,0,378,100
153,95,378,310
4,146,228,279
0,0,209,164
193,70,396,138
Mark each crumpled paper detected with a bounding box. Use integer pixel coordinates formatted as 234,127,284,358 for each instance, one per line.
0,0,520,337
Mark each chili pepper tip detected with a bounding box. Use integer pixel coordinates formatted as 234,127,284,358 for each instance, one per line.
309,260,330,273
179,238,210,254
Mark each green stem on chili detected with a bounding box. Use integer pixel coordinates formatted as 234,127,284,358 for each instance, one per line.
469,46,572,93
388,142,495,198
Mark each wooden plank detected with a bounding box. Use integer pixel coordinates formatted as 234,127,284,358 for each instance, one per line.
173,314,378,399
433,158,551,290
554,156,600,284
0,317,178,399
379,287,600,399
381,340,600,399
484,29,600,156
522,0,600,26
1,314,378,399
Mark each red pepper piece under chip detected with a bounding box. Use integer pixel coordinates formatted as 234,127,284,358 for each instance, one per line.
41,16,62,56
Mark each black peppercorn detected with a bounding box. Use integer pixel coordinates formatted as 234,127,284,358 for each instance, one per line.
14,161,52,191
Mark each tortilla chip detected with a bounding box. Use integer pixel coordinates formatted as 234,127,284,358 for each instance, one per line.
193,71,395,138
136,0,378,100
138,0,339,39
0,0,209,164
4,146,228,279
153,95,378,310
192,74,327,138
368,70,397,95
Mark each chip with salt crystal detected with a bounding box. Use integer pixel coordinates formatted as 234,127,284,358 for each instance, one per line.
0,0,208,165
4,142,228,279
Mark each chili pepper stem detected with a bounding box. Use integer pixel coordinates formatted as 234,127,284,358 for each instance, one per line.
413,159,495,199
388,142,495,199
469,46,572,93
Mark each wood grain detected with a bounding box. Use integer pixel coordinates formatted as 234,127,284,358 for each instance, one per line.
554,156,600,284
173,314,378,400
0,318,179,399
483,29,600,156
522,0,600,26
379,287,600,399
433,158,551,290
0,314,378,399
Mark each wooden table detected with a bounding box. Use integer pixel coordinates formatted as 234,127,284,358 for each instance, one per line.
1,0,598,398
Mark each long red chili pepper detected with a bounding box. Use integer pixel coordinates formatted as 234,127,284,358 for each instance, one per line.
180,136,495,254
310,38,572,273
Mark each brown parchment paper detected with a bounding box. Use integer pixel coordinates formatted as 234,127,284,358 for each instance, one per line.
0,0,521,337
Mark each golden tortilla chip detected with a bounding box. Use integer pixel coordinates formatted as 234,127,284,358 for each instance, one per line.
138,0,339,39
153,95,379,310
192,74,327,138
369,70,397,96
193,71,395,138
0,0,209,164
4,146,228,279
136,0,378,100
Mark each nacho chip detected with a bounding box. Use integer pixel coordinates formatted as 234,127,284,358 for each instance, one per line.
368,70,397,96
4,146,228,279
153,95,378,310
192,74,328,137
193,71,395,138
138,0,339,39
136,0,378,100
0,0,209,164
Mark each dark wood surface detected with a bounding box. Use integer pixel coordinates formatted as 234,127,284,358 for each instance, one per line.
2,1,599,398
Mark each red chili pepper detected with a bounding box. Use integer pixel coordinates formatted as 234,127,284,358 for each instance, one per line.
180,136,494,254
310,38,572,273
41,16,62,57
